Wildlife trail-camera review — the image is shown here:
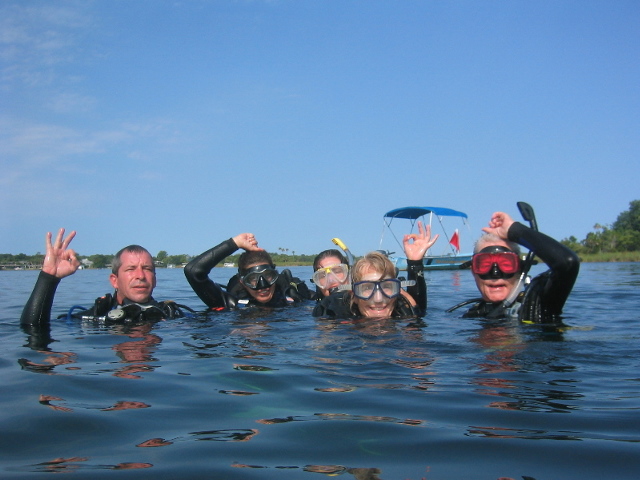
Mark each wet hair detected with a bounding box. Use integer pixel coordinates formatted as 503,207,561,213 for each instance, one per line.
473,233,521,256
111,245,154,275
238,251,275,273
313,249,348,271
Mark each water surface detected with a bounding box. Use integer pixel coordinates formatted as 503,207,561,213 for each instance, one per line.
1,263,639,479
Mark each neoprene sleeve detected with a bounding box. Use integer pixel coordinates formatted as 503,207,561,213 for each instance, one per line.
508,221,580,315
406,259,427,316
184,238,238,309
20,271,61,326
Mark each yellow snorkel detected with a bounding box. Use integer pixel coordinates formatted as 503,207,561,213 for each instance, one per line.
331,237,355,266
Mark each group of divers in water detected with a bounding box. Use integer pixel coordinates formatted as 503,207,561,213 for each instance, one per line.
20,205,580,331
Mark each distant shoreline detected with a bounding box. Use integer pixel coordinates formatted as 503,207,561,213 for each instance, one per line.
577,252,640,263
2,256,638,272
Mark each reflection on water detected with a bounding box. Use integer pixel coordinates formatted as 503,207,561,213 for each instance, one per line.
2,264,640,479
27,457,153,474
111,323,162,379
19,350,77,373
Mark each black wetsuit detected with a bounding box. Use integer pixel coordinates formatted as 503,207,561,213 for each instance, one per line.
20,271,185,327
184,238,311,310
461,222,580,323
313,259,427,319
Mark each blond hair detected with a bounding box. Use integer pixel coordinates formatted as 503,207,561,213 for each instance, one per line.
349,251,397,313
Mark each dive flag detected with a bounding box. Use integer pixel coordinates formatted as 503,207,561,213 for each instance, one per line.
449,229,460,253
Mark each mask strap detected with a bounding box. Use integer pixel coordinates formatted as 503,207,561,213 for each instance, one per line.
338,280,415,291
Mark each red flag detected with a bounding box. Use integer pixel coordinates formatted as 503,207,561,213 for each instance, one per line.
449,229,460,253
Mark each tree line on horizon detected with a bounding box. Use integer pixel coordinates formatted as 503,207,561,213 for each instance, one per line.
560,200,640,254
2,200,639,269
0,248,319,270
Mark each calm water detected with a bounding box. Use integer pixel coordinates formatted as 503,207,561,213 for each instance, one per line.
1,263,639,479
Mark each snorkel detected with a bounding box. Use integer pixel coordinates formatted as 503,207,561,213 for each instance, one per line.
332,238,355,268
502,201,538,309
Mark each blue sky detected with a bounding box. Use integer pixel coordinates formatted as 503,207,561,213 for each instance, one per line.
2,0,638,259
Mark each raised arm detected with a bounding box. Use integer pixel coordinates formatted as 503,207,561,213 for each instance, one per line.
184,234,262,309
21,229,81,326
403,222,438,316
481,211,515,240
484,210,579,315
403,221,439,261
507,221,580,315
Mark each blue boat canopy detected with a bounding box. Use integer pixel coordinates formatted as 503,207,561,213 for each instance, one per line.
384,206,468,220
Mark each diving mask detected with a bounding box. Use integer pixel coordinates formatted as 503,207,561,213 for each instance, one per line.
352,279,402,301
311,263,349,289
472,246,520,278
240,264,279,290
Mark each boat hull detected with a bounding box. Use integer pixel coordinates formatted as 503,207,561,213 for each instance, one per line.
391,254,472,271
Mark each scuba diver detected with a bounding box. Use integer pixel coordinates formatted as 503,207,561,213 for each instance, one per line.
310,248,351,316
311,249,351,299
184,233,311,310
309,237,359,301
20,229,189,328
313,222,438,319
448,206,580,323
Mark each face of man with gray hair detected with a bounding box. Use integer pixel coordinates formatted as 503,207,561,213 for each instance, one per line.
472,235,522,303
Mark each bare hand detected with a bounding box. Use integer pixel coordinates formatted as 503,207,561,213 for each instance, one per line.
481,212,515,240
42,228,80,278
403,221,439,261
233,233,264,252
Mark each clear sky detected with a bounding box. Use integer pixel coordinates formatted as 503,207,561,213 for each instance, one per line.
2,0,639,259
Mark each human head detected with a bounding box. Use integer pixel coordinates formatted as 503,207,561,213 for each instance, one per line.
472,233,522,303
238,250,278,303
312,249,349,297
350,251,398,318
109,245,156,304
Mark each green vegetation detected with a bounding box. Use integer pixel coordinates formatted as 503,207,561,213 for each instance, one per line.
0,249,317,270
576,251,640,263
221,251,315,267
561,200,640,259
2,201,639,269
0,252,44,269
